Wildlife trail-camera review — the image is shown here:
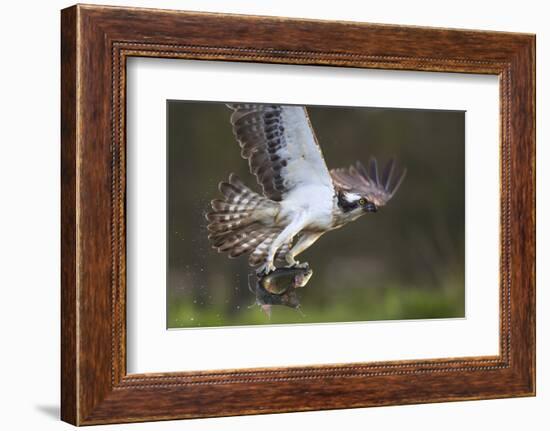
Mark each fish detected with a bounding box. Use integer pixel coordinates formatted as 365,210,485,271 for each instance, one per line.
249,266,313,317
260,266,313,295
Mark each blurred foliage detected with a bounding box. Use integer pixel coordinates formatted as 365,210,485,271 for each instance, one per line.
167,101,465,328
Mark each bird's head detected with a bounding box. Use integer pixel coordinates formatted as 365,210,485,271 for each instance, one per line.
332,158,406,222
337,191,378,221
338,191,378,213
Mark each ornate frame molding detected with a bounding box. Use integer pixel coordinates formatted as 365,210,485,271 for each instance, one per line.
61,5,534,425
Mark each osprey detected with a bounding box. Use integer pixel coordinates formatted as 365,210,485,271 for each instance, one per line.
206,104,406,275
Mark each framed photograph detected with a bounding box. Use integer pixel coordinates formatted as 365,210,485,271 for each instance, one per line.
61,4,535,425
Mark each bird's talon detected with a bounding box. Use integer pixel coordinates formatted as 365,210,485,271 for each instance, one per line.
285,258,309,270
256,263,276,277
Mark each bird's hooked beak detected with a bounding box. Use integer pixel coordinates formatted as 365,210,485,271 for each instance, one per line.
364,202,378,213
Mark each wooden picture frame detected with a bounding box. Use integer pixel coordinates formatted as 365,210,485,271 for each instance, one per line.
61,4,535,425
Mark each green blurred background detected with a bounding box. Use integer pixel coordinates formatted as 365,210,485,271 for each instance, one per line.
167,101,465,328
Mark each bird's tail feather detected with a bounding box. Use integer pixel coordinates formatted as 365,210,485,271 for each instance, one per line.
206,174,280,266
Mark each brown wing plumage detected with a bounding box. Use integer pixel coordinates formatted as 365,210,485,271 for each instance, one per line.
226,103,333,201
330,158,406,206
205,173,282,267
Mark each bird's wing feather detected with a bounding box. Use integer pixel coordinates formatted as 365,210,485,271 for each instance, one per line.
227,104,334,201
330,159,406,206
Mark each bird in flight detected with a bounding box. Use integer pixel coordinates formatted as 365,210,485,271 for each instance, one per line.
206,103,406,275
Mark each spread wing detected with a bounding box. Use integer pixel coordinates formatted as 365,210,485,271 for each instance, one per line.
227,104,334,201
330,159,406,207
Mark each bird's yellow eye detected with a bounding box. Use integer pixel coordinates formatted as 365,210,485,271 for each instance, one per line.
359,198,366,206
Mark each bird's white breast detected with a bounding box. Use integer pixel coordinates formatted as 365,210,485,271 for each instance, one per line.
279,184,335,230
